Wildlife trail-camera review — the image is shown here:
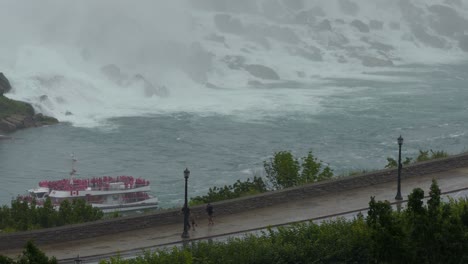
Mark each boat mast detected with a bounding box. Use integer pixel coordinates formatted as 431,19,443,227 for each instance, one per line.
70,153,77,184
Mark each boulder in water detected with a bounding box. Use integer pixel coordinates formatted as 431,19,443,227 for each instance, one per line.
428,4,467,37
369,20,384,30
243,64,280,80
214,14,244,34
339,0,359,16
0,72,12,95
361,56,394,67
317,19,332,31
101,64,126,85
350,19,370,33
459,35,468,52
281,0,304,11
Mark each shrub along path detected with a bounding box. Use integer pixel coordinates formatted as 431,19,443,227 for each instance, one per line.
2,166,468,261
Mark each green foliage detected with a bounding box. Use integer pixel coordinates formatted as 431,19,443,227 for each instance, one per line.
416,150,431,162
0,95,35,119
264,151,301,189
0,197,103,232
5,181,467,264
190,176,267,205
190,150,333,205
99,181,468,264
264,150,333,190
0,241,57,264
386,149,449,168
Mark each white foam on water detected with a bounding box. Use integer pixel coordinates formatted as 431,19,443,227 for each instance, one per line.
1,0,467,127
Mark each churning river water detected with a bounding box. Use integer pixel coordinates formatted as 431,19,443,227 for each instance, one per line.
1,63,467,208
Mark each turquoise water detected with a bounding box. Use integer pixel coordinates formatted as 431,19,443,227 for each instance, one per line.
1,64,467,208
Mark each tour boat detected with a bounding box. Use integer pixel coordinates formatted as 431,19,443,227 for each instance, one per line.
22,156,158,213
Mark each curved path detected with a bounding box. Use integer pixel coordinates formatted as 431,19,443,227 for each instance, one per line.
2,167,468,262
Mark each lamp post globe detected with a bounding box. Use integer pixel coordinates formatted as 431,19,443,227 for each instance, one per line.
182,168,190,239
395,135,403,200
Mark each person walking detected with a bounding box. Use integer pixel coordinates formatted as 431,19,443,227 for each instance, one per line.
190,213,197,231
206,202,214,225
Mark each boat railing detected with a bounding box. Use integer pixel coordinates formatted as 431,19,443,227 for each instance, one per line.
38,176,150,191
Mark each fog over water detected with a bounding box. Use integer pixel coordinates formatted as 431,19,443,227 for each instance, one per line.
1,0,468,207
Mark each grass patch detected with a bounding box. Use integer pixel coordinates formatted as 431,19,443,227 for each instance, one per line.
0,95,35,119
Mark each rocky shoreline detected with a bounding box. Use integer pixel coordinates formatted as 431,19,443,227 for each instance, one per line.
0,72,58,136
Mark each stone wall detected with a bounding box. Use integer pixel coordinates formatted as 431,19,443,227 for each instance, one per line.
1,152,468,250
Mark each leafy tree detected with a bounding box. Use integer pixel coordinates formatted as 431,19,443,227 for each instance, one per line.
427,179,441,216
0,241,57,264
190,176,267,205
264,150,333,190
367,197,406,262
37,197,56,228
385,157,412,168
17,241,57,264
416,150,430,162
58,199,72,225
264,151,300,189
301,151,321,183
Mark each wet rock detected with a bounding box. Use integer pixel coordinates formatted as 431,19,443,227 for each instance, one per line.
131,74,169,97
309,6,325,16
261,0,285,21
191,0,258,13
288,47,322,61
350,19,370,33
459,35,468,52
335,19,345,24
412,25,445,48
205,33,226,43
339,0,359,16
184,42,214,83
0,72,12,95
281,0,304,11
317,19,332,31
389,22,400,30
222,55,246,70
361,37,394,52
327,32,349,47
245,35,271,49
214,14,244,34
428,4,468,37
101,64,126,85
0,113,58,134
361,56,394,67
39,95,48,102
243,64,280,80
263,25,300,44
293,10,315,24
369,20,384,30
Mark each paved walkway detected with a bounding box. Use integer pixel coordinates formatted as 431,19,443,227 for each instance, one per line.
3,167,468,261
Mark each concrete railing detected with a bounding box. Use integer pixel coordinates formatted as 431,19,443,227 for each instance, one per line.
1,152,468,250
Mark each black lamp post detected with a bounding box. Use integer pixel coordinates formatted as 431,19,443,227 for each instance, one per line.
395,135,404,200
74,255,82,264
181,168,190,239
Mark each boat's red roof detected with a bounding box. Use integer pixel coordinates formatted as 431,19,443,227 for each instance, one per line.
38,176,150,191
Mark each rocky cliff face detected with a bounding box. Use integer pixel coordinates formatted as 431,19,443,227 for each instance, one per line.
0,111,58,134
0,73,58,135
0,72,12,95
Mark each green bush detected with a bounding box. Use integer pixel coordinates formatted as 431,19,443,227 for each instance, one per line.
190,176,267,205
0,95,34,119
0,197,103,232
97,180,468,264
386,149,449,168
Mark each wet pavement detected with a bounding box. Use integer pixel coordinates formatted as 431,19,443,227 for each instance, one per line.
2,167,468,262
